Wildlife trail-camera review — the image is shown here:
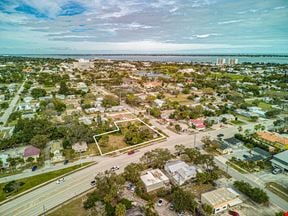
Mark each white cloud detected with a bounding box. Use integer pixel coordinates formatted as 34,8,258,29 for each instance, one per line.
218,19,243,25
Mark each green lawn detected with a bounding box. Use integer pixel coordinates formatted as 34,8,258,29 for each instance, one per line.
0,162,92,202
231,120,245,125
245,100,272,111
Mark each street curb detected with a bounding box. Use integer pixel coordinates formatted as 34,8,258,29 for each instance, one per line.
42,187,95,215
0,162,97,206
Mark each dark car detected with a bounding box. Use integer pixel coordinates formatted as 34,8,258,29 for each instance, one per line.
229,210,240,216
217,133,224,137
64,160,69,165
31,166,37,171
90,180,96,186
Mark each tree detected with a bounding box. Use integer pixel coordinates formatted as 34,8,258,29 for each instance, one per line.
172,187,197,213
58,81,70,95
31,88,47,99
26,157,35,163
149,107,161,118
124,163,145,183
0,102,9,109
140,148,173,169
52,99,66,112
94,171,125,203
89,201,107,216
174,124,182,132
202,204,213,215
126,94,140,106
115,203,126,216
30,134,49,149
234,181,269,204
237,126,243,133
102,95,120,108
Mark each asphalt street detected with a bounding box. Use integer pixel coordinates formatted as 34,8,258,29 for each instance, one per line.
0,118,286,215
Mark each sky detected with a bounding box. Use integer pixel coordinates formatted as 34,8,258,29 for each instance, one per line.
0,0,288,54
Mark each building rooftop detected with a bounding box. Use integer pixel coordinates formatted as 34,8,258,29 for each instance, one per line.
201,187,239,206
140,169,169,186
23,146,40,157
271,150,288,166
257,131,288,146
224,137,242,145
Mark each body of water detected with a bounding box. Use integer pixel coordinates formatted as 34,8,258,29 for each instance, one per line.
4,54,288,64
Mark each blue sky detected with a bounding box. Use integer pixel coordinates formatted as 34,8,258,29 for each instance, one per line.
0,0,288,54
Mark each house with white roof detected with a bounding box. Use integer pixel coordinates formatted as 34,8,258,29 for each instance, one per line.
164,160,197,185
201,187,242,214
140,169,169,192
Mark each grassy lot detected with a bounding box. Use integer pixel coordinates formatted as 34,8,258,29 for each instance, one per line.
100,134,128,154
226,161,249,174
165,93,192,105
185,183,214,199
0,162,92,202
209,72,245,81
245,100,272,111
231,120,245,125
49,195,87,216
266,182,288,202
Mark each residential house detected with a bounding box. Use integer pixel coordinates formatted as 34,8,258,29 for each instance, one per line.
0,154,9,168
23,146,40,162
201,187,242,214
50,140,64,162
190,119,205,131
164,160,197,185
143,81,162,89
223,137,243,149
154,99,165,108
72,141,88,153
217,143,233,155
248,106,266,118
140,169,169,192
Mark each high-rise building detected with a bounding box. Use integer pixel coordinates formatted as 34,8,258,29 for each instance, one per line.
228,58,238,65
216,58,226,65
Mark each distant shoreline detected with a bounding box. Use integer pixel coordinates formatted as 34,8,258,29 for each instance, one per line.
2,54,288,57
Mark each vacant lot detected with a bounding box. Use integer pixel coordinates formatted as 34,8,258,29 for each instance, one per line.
49,196,87,216
165,93,192,105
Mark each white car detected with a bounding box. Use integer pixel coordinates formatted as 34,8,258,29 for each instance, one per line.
56,177,65,184
111,165,120,171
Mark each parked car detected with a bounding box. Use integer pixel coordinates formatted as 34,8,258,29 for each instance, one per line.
272,168,282,175
31,166,37,171
217,133,224,137
127,183,135,192
90,180,96,186
157,199,163,207
64,160,69,165
56,177,65,184
128,150,135,155
111,165,120,171
229,210,240,216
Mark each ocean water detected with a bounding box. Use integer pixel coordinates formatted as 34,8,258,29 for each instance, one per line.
5,54,288,64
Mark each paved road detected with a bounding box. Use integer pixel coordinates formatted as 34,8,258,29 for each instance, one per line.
0,81,26,126
1,118,285,215
0,157,94,184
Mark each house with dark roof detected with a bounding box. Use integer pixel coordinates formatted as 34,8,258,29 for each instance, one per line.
23,146,40,162
224,137,243,148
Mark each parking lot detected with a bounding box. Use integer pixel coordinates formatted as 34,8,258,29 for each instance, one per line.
254,170,288,186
